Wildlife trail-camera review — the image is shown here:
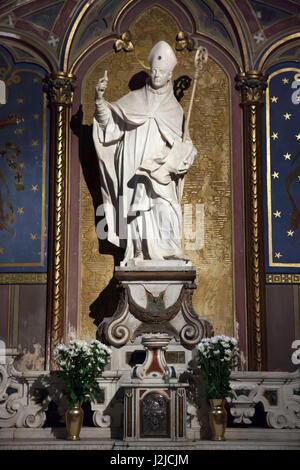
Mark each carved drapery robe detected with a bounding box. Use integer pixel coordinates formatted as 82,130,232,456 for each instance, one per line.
93,81,197,263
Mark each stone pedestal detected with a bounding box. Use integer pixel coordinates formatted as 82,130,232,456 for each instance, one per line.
122,333,188,440
124,383,187,440
96,261,213,439
98,262,212,378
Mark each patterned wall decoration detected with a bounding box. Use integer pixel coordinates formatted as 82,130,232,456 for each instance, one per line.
263,63,300,280
79,7,233,341
0,46,49,274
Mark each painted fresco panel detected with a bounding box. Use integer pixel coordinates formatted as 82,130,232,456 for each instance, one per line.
0,46,49,273
263,63,300,274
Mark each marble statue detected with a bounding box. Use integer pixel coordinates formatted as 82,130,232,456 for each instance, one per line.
93,41,197,265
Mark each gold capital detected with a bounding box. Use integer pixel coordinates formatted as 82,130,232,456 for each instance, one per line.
236,71,268,104
43,72,76,106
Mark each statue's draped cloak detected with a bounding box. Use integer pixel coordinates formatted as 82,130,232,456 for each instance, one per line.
93,82,195,261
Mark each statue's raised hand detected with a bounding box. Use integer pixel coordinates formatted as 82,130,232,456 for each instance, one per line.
95,70,108,101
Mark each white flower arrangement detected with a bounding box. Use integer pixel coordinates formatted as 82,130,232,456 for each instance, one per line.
54,339,112,408
197,335,239,399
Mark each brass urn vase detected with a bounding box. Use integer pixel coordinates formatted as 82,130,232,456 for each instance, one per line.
65,402,84,440
209,398,227,441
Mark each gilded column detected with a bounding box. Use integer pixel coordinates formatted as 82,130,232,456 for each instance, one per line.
43,72,75,369
236,71,268,371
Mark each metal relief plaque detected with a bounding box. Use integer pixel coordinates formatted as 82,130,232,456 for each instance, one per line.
140,392,170,438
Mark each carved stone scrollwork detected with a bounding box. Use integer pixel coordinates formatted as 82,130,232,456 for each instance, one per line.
229,371,300,429
265,397,300,429
229,382,258,424
99,288,131,347
180,284,213,348
93,411,111,428
0,350,48,428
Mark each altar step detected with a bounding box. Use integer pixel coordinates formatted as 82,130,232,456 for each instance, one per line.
0,427,299,450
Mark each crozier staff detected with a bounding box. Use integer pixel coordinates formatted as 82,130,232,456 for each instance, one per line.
93,41,197,265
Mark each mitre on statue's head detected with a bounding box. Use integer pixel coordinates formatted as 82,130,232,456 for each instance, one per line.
148,41,177,72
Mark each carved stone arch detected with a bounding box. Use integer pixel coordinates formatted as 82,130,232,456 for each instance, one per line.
257,33,300,73
0,33,56,73
64,1,247,373
68,0,246,76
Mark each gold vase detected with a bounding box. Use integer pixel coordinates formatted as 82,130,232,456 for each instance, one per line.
65,402,84,440
209,398,227,441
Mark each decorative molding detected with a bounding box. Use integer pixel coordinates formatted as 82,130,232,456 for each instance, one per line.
229,371,300,429
266,274,300,284
101,289,131,348
0,350,48,428
180,283,214,348
236,71,268,371
99,272,212,349
0,273,47,284
42,72,76,369
1,351,299,431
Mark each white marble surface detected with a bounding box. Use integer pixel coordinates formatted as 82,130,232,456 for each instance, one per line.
0,428,299,450
115,260,195,272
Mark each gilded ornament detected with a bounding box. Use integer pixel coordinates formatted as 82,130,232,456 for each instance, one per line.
266,274,300,284
43,72,76,106
114,31,134,53
175,31,194,51
235,71,268,103
43,72,76,367
0,273,47,284
236,70,268,370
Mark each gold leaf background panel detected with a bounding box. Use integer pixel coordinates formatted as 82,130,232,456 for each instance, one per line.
79,7,233,340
